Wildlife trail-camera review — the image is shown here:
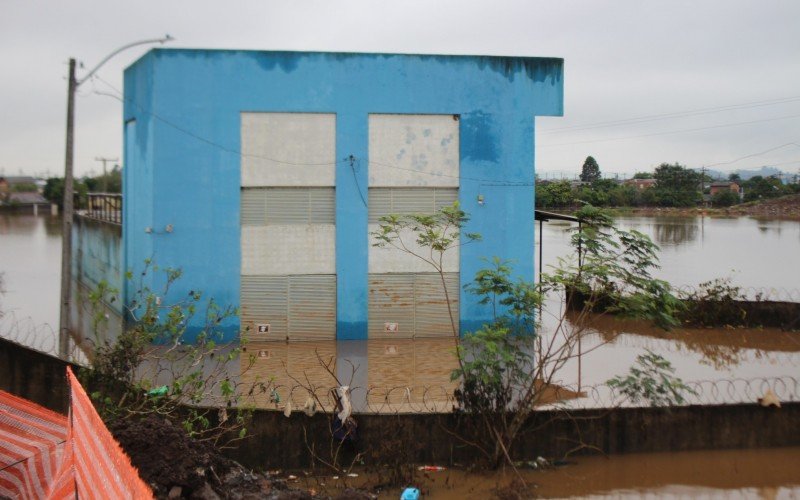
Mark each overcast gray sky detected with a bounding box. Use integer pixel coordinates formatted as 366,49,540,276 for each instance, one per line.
1,0,799,179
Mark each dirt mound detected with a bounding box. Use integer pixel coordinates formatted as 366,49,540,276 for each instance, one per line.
728,194,800,218
109,414,311,499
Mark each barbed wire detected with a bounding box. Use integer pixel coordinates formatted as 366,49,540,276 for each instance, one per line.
0,311,89,365
560,375,800,410
233,375,799,415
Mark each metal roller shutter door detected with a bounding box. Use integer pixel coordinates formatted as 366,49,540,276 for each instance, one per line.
368,273,458,339
414,273,459,338
369,274,415,339
288,275,336,341
240,275,336,341
240,275,288,339
368,187,459,223
241,188,335,225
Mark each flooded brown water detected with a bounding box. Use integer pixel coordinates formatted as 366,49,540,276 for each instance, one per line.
3,213,800,496
291,447,800,498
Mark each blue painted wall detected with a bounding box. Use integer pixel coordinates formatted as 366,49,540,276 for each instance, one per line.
123,49,563,341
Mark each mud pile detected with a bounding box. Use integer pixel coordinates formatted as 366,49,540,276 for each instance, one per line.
109,414,311,499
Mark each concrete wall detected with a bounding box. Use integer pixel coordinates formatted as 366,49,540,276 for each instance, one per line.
71,216,124,346
0,337,71,413
227,403,800,470
73,216,123,313
123,50,564,341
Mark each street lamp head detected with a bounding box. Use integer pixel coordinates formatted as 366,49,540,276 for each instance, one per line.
76,35,176,86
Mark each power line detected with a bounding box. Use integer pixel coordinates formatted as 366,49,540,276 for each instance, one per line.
87,74,800,188
539,95,800,134
91,74,535,187
538,114,800,148
705,142,800,168
91,77,344,168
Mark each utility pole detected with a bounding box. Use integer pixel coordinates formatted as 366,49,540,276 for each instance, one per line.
58,58,76,358
58,35,173,360
94,156,118,192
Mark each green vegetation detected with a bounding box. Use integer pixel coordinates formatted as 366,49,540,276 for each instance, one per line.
43,165,121,208
84,261,253,447
373,202,685,469
607,350,697,406
536,160,799,209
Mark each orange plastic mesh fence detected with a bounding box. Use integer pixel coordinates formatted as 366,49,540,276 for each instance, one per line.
0,389,68,499
0,368,154,499
65,366,153,499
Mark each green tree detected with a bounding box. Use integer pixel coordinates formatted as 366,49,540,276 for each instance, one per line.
633,171,654,179
741,175,785,202
43,176,89,208
607,350,696,406
711,190,739,207
375,202,684,470
535,179,574,207
580,156,601,182
652,163,701,207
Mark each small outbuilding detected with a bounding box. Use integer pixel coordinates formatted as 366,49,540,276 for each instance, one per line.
123,49,564,341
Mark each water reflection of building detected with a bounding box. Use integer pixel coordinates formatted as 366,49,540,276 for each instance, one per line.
239,338,459,412
652,219,699,246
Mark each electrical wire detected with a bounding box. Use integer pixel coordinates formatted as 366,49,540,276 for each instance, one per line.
88,73,799,187
538,114,800,148
539,95,800,134
91,76,344,168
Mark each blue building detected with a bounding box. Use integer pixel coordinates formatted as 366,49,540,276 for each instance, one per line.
123,49,563,342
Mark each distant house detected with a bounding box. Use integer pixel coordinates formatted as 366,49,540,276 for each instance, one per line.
625,178,656,190
709,182,740,196
0,176,52,214
6,192,48,205
0,176,39,192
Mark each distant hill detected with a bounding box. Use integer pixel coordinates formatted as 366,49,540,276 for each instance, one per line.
698,165,783,181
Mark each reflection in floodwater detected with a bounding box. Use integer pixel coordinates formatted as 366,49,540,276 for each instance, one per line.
565,309,800,372
239,339,462,413
651,217,699,246
301,447,800,498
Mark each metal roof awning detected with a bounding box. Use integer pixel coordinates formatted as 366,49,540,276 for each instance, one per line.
535,209,580,223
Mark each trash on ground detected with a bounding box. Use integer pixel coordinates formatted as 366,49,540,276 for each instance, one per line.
401,486,421,500
759,389,781,408
418,465,446,472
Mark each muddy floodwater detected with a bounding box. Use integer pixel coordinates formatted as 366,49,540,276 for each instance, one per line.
3,213,800,496
294,447,800,499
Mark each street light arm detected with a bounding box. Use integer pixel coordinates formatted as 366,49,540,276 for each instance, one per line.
76,34,174,86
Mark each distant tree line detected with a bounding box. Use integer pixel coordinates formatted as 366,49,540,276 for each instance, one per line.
44,165,122,208
536,157,799,209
